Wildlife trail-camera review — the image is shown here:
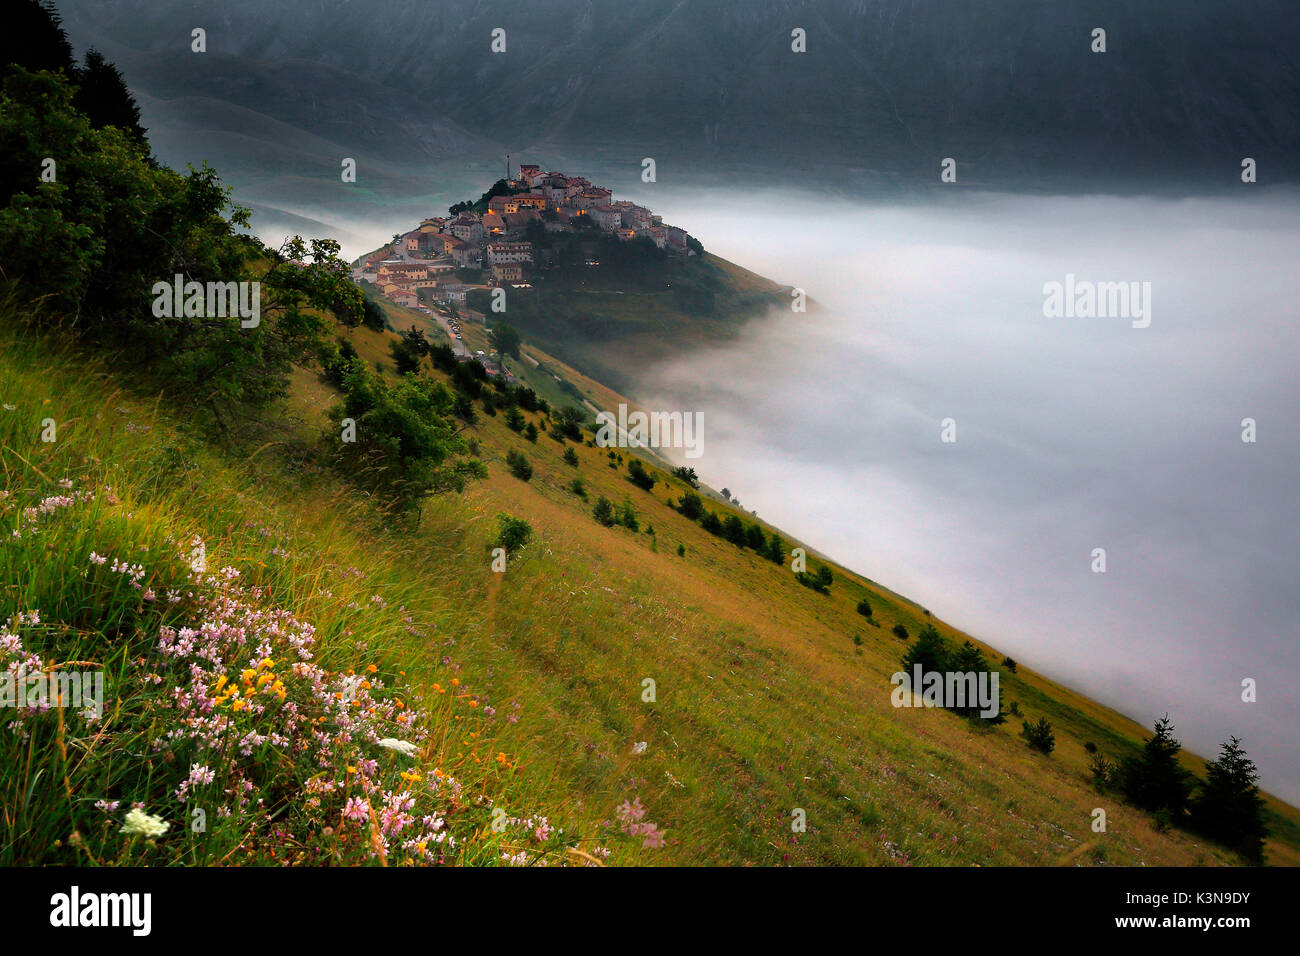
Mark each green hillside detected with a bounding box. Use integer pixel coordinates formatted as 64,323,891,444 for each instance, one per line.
5,310,1297,866
1,5,1293,867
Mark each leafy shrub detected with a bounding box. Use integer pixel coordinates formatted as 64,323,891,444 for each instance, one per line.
524,422,538,442
627,458,656,491
671,466,699,488
1001,656,1017,673
794,571,828,594
568,477,587,499
563,447,579,466
506,450,533,481
677,492,704,520
856,599,873,618
891,624,909,640
493,514,533,553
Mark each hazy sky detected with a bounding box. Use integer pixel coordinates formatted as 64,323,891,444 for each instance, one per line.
622,188,1300,803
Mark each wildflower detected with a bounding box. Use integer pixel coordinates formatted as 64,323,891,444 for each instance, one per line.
342,797,370,822
120,808,170,838
188,764,215,786
377,738,419,757
88,552,107,566
632,741,647,755
616,798,646,825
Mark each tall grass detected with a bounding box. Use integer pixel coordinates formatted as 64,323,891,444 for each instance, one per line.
0,321,637,866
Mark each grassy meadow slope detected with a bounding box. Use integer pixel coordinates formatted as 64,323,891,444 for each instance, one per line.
6,295,1292,866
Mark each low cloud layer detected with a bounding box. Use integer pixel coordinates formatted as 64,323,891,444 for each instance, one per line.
634,189,1300,803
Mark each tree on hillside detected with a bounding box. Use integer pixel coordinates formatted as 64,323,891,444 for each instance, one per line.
677,491,704,520
949,640,1006,722
1189,737,1268,863
1119,714,1195,819
73,49,146,144
671,466,700,488
901,624,950,675
723,514,747,547
764,532,785,565
3,0,75,75
0,69,364,435
487,322,521,372
627,457,656,491
327,360,484,521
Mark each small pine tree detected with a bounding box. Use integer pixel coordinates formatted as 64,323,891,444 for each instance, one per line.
677,492,704,520
524,422,538,442
1119,714,1194,818
617,498,639,531
563,447,579,466
723,514,747,547
505,450,533,481
815,564,833,588
1189,736,1268,863
592,496,614,526
765,533,785,565
891,623,909,640
900,624,949,676
1021,717,1056,755
505,406,525,432
856,599,872,618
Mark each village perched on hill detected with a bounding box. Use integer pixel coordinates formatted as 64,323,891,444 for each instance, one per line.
356,162,699,310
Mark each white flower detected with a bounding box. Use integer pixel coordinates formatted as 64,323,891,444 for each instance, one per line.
632,741,648,755
377,738,419,757
119,808,169,838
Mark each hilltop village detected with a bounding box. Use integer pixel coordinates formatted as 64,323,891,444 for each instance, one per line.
356,163,698,310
